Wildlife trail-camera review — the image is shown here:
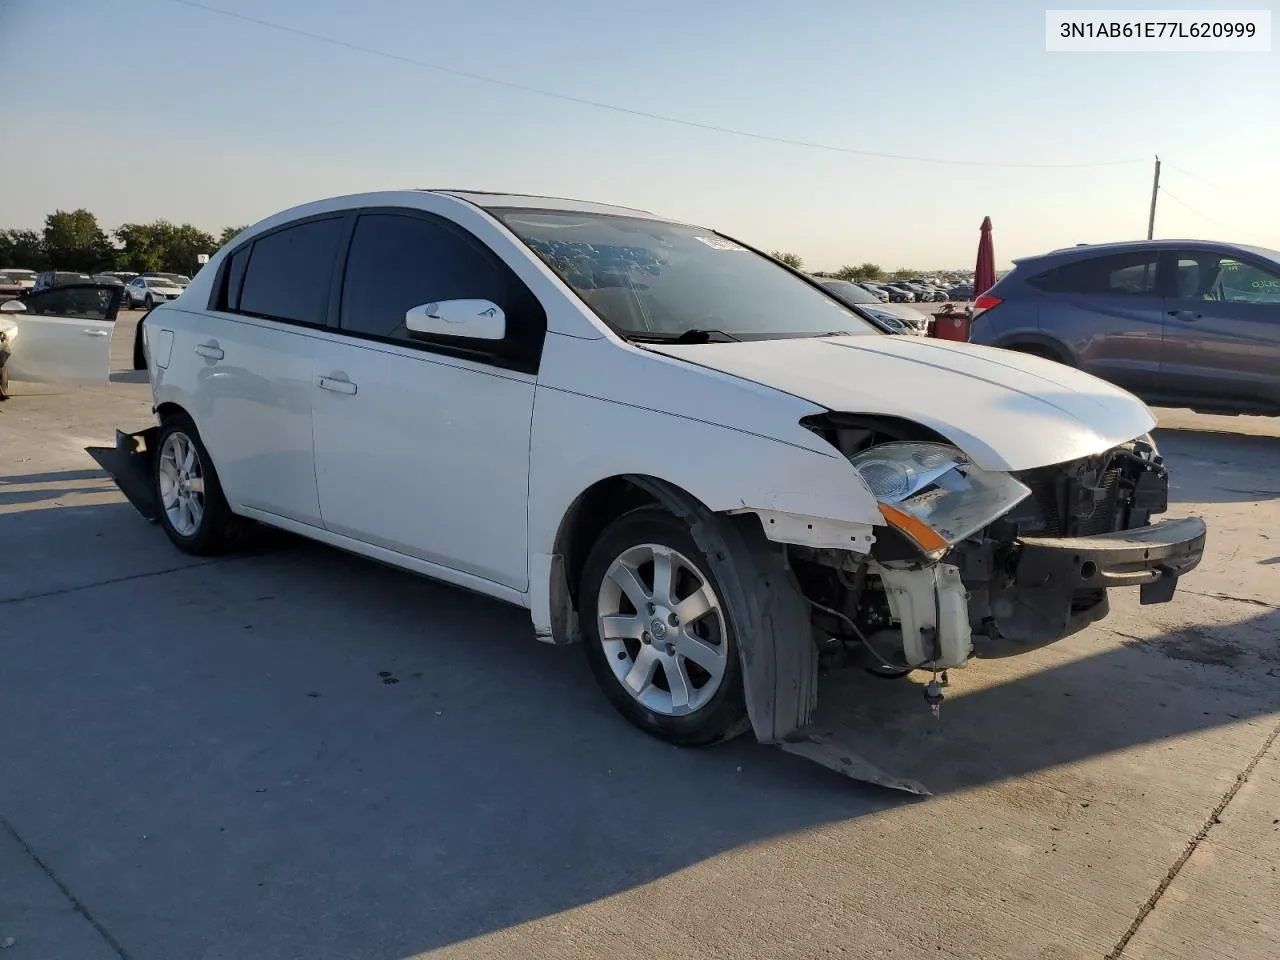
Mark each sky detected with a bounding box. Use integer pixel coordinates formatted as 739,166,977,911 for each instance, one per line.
2,0,1277,269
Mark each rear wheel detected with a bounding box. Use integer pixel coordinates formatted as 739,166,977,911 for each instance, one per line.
579,506,747,746
154,413,239,555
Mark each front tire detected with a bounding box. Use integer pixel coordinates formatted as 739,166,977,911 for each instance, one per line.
154,413,238,555
579,506,747,747
144,294,154,309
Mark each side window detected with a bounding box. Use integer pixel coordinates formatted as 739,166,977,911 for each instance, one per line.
340,212,545,363
22,285,116,320
1034,252,1160,296
1217,258,1280,305
1174,254,1280,305
236,217,345,326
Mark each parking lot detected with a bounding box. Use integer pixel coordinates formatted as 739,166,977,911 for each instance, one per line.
1,310,1277,959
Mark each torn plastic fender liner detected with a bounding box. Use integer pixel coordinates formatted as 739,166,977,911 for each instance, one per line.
627,478,930,796
85,427,160,522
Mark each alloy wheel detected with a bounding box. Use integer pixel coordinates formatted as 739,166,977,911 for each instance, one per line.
596,543,728,716
158,430,205,537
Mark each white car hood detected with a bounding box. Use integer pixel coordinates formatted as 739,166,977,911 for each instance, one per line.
644,335,1157,472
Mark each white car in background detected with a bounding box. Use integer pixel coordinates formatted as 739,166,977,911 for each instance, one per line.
124,275,185,309
814,278,931,334
77,189,1204,790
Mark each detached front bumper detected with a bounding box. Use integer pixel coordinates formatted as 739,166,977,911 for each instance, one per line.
1015,516,1207,603
987,516,1207,647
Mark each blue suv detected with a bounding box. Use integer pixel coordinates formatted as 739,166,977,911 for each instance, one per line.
968,240,1280,416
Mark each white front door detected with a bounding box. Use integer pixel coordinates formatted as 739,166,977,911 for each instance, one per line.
308,209,546,591
2,285,120,384
311,336,536,589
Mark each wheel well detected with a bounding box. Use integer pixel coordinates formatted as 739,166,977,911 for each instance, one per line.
556,476,663,605
156,401,187,423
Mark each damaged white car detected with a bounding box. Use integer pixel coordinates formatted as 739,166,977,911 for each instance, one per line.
88,190,1206,789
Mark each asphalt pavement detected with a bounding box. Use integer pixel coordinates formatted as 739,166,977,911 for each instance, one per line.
1,311,1277,959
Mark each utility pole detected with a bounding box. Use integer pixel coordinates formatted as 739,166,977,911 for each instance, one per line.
1146,155,1161,240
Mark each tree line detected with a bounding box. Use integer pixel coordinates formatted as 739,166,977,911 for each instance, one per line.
0,209,247,276
770,251,924,282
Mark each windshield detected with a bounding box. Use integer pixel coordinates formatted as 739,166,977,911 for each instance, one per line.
147,276,184,286
496,209,879,341
819,279,881,305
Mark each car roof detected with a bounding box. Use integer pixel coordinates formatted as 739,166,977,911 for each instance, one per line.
425,189,668,221
1016,238,1280,266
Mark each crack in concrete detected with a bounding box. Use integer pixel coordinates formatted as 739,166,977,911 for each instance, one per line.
1182,590,1280,610
0,814,132,960
0,560,219,606
1107,717,1280,959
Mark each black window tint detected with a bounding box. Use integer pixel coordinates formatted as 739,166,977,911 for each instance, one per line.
1039,252,1160,296
218,245,250,311
341,213,508,341
238,217,344,325
23,285,116,320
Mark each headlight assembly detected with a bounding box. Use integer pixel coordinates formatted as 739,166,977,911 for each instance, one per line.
848,442,1031,557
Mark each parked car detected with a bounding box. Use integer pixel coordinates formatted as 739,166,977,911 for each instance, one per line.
815,279,930,334
92,273,125,287
1,268,37,296
141,272,191,287
0,282,122,400
856,283,890,302
968,239,1280,416
101,271,138,283
883,283,918,302
0,271,28,301
866,282,911,303
948,284,974,300
32,270,94,293
124,274,185,309
82,190,1204,785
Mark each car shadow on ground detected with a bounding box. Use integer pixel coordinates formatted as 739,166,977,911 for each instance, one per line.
1,501,1278,958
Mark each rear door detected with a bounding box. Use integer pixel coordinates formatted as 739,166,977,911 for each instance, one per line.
2,283,121,383
1027,249,1164,395
1159,249,1280,412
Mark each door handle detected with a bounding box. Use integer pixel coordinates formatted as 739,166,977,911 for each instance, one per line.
82,329,111,337
195,343,224,360
1168,309,1201,322
317,375,357,395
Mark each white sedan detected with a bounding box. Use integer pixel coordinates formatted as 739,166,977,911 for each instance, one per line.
124,275,185,309
78,190,1205,788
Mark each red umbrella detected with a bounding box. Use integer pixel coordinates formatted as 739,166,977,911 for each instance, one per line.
973,216,996,299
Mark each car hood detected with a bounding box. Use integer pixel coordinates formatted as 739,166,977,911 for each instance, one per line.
642,335,1157,472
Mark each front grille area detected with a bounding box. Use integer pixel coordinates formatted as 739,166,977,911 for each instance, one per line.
1009,444,1165,539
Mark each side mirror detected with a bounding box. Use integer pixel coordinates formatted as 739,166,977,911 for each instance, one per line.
405,299,505,341
0,299,26,313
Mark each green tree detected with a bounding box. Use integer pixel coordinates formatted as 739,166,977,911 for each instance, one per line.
0,229,49,269
770,250,804,270
890,268,919,280
218,225,249,248
854,262,885,282
43,209,115,272
115,221,216,275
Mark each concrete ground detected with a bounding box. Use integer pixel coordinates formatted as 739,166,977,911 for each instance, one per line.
1,311,1277,960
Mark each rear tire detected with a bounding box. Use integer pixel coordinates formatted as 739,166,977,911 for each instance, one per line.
133,317,147,370
153,412,240,555
579,505,747,747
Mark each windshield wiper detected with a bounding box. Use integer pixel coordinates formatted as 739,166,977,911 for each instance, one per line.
626,328,741,344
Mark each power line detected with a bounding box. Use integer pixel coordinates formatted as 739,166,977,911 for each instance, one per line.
164,0,1146,171
1157,186,1271,242
1161,160,1249,199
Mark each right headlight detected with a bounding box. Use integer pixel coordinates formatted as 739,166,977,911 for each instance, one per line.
848,442,1032,557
